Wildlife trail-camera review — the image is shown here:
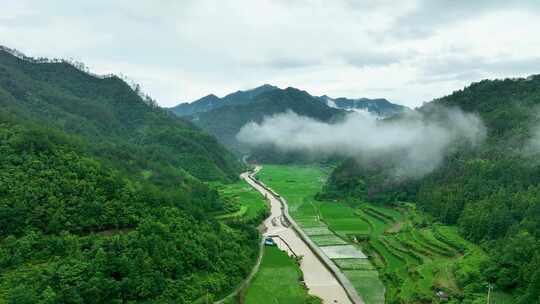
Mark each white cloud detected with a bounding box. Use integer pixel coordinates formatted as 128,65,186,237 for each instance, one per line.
237,108,486,177
1,1,539,107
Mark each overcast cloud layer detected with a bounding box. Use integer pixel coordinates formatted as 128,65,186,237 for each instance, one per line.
2,1,540,107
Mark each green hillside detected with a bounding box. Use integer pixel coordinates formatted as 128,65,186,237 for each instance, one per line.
0,48,242,183
189,87,344,156
0,48,259,303
322,75,540,303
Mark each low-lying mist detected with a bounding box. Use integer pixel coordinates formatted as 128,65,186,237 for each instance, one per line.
237,108,486,178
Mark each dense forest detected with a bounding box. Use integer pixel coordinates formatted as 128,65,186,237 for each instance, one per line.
0,48,259,303
0,48,242,182
322,75,540,303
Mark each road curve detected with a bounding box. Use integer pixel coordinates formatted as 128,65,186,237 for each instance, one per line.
241,167,353,304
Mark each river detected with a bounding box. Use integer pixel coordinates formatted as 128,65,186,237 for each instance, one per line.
241,167,354,304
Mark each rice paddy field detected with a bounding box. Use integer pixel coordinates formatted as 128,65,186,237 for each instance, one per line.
257,164,509,304
244,246,321,304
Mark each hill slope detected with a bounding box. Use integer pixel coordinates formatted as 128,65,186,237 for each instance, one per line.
0,47,241,182
0,47,257,303
322,75,540,303
189,87,344,156
170,85,407,159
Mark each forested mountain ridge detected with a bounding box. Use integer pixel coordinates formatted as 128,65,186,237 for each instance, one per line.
322,75,540,303
170,84,407,158
0,47,259,303
0,47,242,182
169,84,278,116
185,87,345,155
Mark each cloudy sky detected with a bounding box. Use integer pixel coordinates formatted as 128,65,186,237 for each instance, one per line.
2,1,540,107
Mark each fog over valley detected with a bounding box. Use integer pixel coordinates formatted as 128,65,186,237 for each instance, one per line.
237,108,486,177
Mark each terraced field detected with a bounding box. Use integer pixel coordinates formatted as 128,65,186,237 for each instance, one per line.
258,164,494,304
213,179,268,222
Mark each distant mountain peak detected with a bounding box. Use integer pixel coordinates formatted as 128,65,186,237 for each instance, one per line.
316,95,408,117
169,84,279,116
169,84,408,119
258,83,278,89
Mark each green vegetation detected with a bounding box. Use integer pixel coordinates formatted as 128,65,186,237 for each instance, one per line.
244,246,322,304
0,48,258,303
213,179,268,223
184,87,343,158
258,165,385,304
343,270,385,304
258,165,505,303
256,165,327,219
333,259,375,270
323,76,540,303
0,47,242,183
310,234,348,246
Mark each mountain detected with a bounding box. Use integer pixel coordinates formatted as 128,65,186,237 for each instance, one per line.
0,47,257,303
186,87,344,156
317,95,409,117
169,84,278,116
321,75,540,303
0,47,241,182
170,85,407,158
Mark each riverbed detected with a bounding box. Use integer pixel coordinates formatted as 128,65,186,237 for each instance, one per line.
241,168,353,304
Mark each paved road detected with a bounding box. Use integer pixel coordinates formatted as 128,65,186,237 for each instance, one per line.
241,168,353,304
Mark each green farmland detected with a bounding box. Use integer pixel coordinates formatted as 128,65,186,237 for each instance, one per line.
244,246,321,304
257,165,502,304
257,165,385,304
213,179,268,223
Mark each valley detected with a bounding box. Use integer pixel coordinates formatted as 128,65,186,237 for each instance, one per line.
2,4,540,301
243,167,354,304
248,165,515,304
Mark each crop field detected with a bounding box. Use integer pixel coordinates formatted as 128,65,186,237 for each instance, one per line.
258,165,384,303
213,179,268,222
244,246,321,304
320,245,367,259
343,270,386,304
310,234,349,246
295,217,326,228
256,165,326,219
303,227,334,236
324,217,371,237
257,164,498,304
333,258,375,270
